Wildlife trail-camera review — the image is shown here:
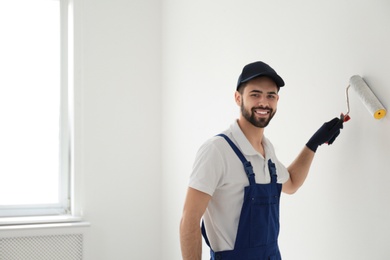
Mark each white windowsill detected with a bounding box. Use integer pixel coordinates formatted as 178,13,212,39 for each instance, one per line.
0,215,90,230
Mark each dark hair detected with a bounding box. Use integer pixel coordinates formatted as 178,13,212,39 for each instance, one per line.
237,82,248,94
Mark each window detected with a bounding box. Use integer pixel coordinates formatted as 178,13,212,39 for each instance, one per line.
0,0,71,218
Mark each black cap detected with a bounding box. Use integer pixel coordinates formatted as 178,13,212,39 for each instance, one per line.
236,61,285,90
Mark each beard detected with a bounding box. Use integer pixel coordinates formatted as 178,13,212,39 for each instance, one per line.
241,100,276,128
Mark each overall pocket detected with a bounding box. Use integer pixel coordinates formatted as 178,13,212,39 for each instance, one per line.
249,193,280,247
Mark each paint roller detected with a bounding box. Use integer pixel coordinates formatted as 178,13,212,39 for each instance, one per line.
342,75,386,121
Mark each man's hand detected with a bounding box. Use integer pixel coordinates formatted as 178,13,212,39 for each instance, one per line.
306,116,344,152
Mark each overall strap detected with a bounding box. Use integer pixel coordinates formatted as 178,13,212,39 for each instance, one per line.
268,159,278,184
217,134,256,185
201,220,211,247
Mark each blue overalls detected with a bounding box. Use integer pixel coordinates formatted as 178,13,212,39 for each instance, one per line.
202,134,282,260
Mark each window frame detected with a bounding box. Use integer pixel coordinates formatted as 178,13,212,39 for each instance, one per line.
0,0,72,219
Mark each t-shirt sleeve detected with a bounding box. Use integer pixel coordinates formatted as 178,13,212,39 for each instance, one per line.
275,159,290,184
189,139,225,196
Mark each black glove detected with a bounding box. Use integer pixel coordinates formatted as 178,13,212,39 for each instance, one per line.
306,116,344,152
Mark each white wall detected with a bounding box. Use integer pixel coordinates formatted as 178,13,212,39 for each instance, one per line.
70,0,390,259
162,0,390,259
73,0,162,259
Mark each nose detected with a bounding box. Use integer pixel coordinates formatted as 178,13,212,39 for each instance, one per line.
257,95,268,107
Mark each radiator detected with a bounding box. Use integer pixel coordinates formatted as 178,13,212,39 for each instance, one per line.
0,234,83,260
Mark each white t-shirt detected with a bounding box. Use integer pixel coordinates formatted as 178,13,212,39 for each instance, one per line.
189,120,290,252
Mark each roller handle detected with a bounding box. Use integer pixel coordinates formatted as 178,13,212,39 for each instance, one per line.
341,113,351,122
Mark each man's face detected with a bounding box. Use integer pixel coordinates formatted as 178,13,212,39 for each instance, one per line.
237,77,279,128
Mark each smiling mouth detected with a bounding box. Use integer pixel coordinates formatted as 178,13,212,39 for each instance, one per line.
254,108,270,116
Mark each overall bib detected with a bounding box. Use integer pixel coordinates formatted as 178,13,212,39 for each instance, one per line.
202,134,282,260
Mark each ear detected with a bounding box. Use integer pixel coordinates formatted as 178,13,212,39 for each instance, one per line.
234,91,242,106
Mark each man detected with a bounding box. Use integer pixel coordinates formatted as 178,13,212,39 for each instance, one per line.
180,61,344,260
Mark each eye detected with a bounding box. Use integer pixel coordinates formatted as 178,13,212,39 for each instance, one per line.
267,94,277,99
